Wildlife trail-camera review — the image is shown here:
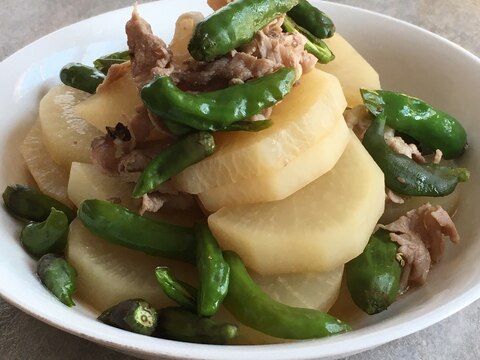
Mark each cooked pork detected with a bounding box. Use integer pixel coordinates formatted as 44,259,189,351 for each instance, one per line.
344,105,372,140
383,127,426,164
126,5,173,88
380,203,460,290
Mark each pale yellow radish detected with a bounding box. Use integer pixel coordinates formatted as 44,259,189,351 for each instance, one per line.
39,85,101,171
67,161,204,226
74,68,143,133
172,69,347,194
67,219,197,311
68,162,138,210
208,133,385,275
20,122,73,207
67,163,344,321
317,33,381,107
198,115,349,211
218,266,344,345
252,266,344,311
169,12,204,65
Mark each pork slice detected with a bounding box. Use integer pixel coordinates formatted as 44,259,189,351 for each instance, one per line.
126,5,173,88
433,149,443,164
172,52,278,91
380,203,460,290
240,16,317,81
385,188,405,204
207,0,232,11
91,123,135,175
140,192,166,215
390,232,431,290
139,190,197,215
128,106,155,143
173,15,316,91
384,129,426,164
344,105,372,140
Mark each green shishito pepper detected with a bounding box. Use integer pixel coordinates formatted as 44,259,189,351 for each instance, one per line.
132,132,215,197
154,307,238,344
21,208,69,258
282,16,334,64
362,114,469,197
361,89,467,159
3,184,76,223
223,251,351,339
155,267,197,312
98,299,158,336
93,50,130,75
141,68,296,132
188,0,299,61
60,63,105,94
78,199,196,264
287,0,335,39
346,229,401,315
195,224,230,317
37,254,77,307
164,119,273,136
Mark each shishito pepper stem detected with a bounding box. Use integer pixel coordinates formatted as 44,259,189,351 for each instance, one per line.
98,299,158,336
223,251,351,339
362,114,469,197
78,199,196,264
188,0,299,61
132,132,215,197
141,68,296,132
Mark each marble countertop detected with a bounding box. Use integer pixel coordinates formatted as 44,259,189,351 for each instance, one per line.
1,0,479,359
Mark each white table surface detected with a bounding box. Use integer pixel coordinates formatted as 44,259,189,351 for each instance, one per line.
1,0,479,359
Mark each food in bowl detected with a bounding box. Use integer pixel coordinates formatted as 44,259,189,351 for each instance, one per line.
3,0,468,348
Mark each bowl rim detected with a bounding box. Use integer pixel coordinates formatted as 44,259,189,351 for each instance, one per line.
1,1,479,359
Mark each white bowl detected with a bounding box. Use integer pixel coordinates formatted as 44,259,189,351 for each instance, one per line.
0,1,479,359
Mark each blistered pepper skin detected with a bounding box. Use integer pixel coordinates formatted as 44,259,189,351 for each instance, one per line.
60,63,105,94
362,114,469,197
188,0,299,61
133,132,215,197
21,208,69,258
141,68,296,132
195,224,230,317
346,229,401,315
37,254,77,307
3,184,76,223
154,307,238,344
223,251,351,339
287,0,336,39
361,89,467,159
78,199,196,264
